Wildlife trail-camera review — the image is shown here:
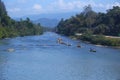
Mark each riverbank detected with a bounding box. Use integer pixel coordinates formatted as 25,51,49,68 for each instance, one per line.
1,32,120,80
70,34,120,48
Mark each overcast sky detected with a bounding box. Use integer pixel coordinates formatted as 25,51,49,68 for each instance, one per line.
3,0,120,18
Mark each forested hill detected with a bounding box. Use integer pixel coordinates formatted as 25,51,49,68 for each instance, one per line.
56,5,120,36
0,0,43,39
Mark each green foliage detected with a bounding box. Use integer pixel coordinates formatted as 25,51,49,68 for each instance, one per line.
0,0,43,39
94,24,109,34
56,5,120,36
56,5,120,46
79,34,120,46
0,27,8,38
0,0,7,16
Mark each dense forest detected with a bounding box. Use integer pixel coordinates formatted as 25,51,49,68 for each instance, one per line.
57,5,120,36
0,0,43,39
56,5,120,46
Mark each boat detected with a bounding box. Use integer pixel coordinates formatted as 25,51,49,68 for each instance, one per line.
57,38,63,43
67,43,72,46
57,38,72,46
89,48,96,52
77,44,81,48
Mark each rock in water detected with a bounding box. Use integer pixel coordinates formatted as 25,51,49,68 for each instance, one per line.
7,48,15,52
77,44,81,48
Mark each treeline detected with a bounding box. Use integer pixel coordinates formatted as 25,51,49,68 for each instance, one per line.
57,5,120,36
0,0,43,39
79,34,120,46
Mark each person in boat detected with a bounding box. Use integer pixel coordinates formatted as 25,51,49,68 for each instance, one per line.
67,43,72,46
57,38,72,46
89,48,96,52
57,38,67,45
77,44,81,48
57,38,63,43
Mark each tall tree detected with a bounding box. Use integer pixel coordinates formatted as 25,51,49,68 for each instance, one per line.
0,0,7,16
0,0,43,39
56,6,120,36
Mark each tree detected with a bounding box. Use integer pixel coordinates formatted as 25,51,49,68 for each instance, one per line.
94,24,109,34
82,4,92,16
83,5,97,28
0,0,7,16
0,0,43,39
56,6,120,36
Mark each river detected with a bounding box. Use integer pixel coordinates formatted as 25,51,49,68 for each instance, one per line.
0,32,120,80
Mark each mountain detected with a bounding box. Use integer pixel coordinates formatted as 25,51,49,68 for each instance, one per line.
13,12,80,28
14,12,79,21
33,18,59,28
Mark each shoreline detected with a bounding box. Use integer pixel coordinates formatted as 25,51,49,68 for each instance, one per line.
81,40,120,49
70,36,120,49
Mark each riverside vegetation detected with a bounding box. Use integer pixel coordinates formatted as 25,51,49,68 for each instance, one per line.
0,0,43,39
56,5,120,47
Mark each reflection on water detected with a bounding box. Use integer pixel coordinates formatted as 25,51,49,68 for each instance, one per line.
0,32,120,80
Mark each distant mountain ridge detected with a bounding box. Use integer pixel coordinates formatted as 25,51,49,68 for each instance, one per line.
13,12,78,20
33,18,60,28
13,12,80,28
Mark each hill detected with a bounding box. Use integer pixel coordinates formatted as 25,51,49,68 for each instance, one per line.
56,5,120,46
57,5,120,36
15,12,78,21
33,18,59,28
0,0,43,39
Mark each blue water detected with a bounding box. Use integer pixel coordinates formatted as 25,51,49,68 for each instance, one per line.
0,32,120,80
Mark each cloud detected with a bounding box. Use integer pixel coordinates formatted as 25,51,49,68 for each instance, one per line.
31,4,43,14
5,0,120,18
17,0,28,3
99,2,120,9
47,0,99,12
49,0,75,11
56,0,74,10
113,2,120,7
8,8,21,12
33,4,42,10
47,0,120,13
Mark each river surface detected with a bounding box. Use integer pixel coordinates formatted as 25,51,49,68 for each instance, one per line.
0,32,120,80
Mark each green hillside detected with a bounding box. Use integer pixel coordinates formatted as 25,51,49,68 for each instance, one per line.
0,0,43,39
57,5,120,36
56,5,120,46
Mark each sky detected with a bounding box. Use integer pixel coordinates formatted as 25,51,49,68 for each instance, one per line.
3,0,120,18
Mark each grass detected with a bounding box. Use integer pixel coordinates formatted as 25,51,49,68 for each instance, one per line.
77,34,120,47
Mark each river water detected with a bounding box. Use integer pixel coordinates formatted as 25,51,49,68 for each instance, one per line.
0,32,120,80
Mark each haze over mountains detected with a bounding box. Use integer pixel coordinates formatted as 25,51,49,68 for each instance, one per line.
33,18,59,28
14,12,78,28
26,12,78,20
3,0,119,28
